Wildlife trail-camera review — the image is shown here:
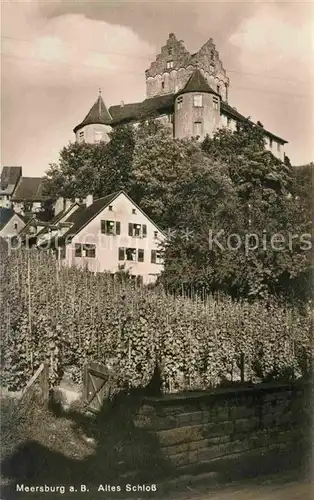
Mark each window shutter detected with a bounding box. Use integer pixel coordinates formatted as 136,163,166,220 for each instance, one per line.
142,224,147,238
116,221,121,235
118,247,125,261
128,223,133,236
151,250,156,264
138,249,144,262
75,244,82,257
101,220,106,234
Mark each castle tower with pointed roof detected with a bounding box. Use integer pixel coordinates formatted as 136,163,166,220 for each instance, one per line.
174,69,221,140
73,91,112,144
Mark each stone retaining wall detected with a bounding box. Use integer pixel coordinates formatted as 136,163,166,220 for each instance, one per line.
134,382,311,469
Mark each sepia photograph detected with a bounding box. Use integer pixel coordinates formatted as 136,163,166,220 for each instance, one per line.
0,0,313,499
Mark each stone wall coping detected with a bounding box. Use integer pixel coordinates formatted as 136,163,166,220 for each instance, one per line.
142,380,311,406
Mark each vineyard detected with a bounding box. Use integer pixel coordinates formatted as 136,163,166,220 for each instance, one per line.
0,246,312,393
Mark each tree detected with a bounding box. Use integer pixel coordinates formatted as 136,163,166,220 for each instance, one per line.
160,123,312,302
42,124,135,200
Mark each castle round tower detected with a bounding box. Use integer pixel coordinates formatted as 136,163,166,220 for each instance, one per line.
174,69,221,140
73,91,112,144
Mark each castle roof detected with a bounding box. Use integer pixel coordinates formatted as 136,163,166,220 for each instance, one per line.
73,94,112,133
109,94,174,124
177,69,220,97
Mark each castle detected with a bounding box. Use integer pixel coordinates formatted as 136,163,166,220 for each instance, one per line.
73,33,287,160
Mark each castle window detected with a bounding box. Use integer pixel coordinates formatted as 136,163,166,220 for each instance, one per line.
217,85,220,94
94,131,102,143
211,50,215,60
161,81,165,89
168,48,173,55
213,96,219,110
177,96,183,109
193,94,203,107
193,121,202,138
210,64,214,73
167,60,174,69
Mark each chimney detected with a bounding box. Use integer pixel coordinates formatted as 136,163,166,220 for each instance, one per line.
85,194,93,207
120,100,124,108
54,197,64,216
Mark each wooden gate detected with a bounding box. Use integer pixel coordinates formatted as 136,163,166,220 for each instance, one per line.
83,362,112,412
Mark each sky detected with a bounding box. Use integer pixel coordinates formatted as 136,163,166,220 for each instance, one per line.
1,0,314,176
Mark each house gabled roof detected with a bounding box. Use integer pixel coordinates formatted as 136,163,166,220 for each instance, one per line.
73,94,112,133
55,191,166,245
0,208,24,230
0,166,22,195
12,177,46,201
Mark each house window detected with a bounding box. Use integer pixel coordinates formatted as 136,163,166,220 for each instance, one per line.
14,222,18,230
101,220,120,235
177,96,183,110
213,96,219,110
94,131,103,143
193,94,203,107
79,131,85,142
132,208,137,214
75,244,82,257
119,248,144,262
277,142,281,152
84,244,96,258
269,138,273,149
128,223,147,238
151,250,163,264
108,205,113,211
193,121,202,137
154,231,158,239
167,60,174,69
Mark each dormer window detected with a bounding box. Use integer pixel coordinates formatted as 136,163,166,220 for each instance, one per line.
167,60,174,69
193,94,203,107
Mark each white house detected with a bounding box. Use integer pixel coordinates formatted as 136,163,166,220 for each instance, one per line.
38,191,165,284
0,208,25,239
